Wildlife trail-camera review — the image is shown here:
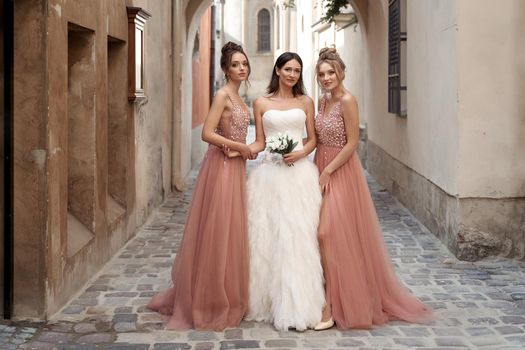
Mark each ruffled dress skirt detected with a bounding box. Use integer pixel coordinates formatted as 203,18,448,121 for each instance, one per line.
147,145,249,330
314,145,433,329
245,155,325,331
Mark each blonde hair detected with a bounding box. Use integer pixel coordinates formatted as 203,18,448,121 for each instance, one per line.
315,47,346,84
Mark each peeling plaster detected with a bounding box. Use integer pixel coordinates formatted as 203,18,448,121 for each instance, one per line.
30,149,47,169
51,4,62,17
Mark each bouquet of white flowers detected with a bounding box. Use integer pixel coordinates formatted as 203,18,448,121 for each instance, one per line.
265,132,298,165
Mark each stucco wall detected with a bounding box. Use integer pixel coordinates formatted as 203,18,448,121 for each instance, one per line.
191,7,211,167
223,0,242,44
348,0,524,260
192,7,211,128
13,0,47,318
365,0,459,196
222,0,275,104
407,0,459,195
294,0,315,99
336,23,366,123
245,0,275,103
130,0,172,225
13,0,175,319
457,0,525,198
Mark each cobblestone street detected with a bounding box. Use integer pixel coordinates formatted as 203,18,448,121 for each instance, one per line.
5,134,525,349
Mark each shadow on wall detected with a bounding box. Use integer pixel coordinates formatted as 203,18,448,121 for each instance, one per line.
512,0,525,253
512,1,525,172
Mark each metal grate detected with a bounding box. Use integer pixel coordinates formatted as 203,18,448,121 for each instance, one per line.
258,9,271,52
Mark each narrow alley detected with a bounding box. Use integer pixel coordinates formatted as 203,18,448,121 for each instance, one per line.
13,139,525,349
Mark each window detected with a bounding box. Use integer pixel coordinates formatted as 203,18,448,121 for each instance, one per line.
388,0,407,116
127,7,151,102
258,9,271,52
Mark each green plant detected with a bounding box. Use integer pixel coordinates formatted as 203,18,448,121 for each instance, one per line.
283,0,296,9
322,0,350,22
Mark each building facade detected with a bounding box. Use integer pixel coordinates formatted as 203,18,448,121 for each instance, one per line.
3,0,214,320
294,0,525,261
218,0,276,105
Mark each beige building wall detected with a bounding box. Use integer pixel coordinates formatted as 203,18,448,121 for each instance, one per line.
296,0,524,260
222,0,275,105
457,0,525,198
454,0,525,259
336,24,365,122
129,0,173,224
405,0,459,195
243,0,275,104
295,1,365,114
293,0,315,97
11,0,213,320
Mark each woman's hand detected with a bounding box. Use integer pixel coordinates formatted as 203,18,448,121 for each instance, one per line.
227,150,241,158
319,170,331,193
283,150,305,166
239,144,255,160
222,144,251,159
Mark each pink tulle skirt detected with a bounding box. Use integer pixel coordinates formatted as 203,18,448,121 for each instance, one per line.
147,146,249,330
314,144,433,329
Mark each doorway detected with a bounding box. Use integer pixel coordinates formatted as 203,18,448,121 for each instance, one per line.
1,0,14,319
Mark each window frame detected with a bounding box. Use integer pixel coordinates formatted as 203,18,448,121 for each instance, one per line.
257,8,271,53
388,0,407,117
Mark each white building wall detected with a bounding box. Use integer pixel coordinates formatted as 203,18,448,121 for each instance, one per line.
294,0,315,98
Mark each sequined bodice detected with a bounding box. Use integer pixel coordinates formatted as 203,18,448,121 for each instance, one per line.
315,95,347,148
216,97,250,142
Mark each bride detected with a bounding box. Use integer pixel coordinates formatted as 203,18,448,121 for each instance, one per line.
244,52,325,331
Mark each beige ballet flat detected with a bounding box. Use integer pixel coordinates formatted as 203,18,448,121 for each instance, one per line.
314,317,334,331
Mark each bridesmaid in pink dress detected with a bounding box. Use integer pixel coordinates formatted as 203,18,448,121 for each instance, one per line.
147,42,254,330
313,48,433,330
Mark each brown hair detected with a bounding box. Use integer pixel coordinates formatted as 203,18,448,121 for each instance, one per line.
267,52,306,97
220,41,251,81
315,47,346,84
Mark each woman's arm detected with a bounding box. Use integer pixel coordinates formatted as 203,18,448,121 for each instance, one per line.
319,94,359,191
283,96,317,165
248,98,267,153
202,89,254,159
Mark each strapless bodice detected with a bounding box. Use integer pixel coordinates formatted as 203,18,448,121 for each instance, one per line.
262,108,306,150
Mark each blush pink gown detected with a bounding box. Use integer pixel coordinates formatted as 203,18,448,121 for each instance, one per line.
147,97,250,330
314,95,433,330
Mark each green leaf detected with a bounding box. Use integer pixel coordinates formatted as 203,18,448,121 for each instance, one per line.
322,0,350,23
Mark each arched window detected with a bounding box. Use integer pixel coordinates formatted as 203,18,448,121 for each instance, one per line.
257,9,271,52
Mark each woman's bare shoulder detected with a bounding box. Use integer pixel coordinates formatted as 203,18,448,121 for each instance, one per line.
297,94,314,109
213,88,229,101
341,92,356,104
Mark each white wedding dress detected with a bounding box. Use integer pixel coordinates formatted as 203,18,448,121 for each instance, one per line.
246,108,325,331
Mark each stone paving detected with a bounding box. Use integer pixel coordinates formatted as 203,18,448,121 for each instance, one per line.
7,130,525,349
0,322,40,350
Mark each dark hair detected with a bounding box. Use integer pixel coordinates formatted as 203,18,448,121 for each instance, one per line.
220,41,251,81
266,52,306,97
